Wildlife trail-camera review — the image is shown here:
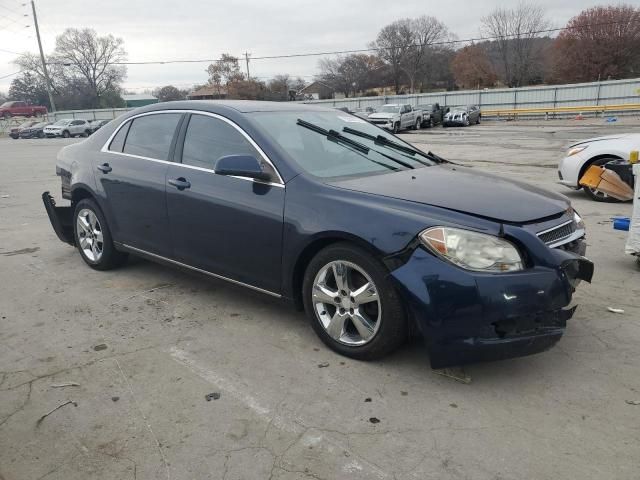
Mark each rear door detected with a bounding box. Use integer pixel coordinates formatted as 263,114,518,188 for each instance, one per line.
96,112,184,256
166,113,285,294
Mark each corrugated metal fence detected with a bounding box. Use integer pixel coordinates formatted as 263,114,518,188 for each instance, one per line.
302,77,640,114
2,78,640,136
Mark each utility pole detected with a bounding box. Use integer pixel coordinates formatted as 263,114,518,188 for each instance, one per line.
244,52,251,80
31,0,56,112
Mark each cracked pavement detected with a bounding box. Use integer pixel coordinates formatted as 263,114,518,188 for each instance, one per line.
1,119,639,479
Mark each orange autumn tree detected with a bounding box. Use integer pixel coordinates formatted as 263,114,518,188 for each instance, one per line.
552,5,640,83
450,45,497,89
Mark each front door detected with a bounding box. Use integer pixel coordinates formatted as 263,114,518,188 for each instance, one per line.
166,113,285,294
95,112,184,256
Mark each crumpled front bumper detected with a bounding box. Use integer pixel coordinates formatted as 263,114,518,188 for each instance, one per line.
390,246,593,368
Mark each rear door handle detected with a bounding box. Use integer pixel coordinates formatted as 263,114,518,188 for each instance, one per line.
168,177,191,190
97,163,112,173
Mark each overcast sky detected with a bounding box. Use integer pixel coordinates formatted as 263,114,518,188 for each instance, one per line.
0,0,611,93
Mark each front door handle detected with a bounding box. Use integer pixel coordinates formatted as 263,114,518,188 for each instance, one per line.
168,177,191,190
97,163,112,173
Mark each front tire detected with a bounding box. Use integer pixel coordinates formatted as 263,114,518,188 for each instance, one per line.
392,122,400,134
414,118,421,130
73,198,128,270
302,243,407,360
582,157,624,203
62,130,70,138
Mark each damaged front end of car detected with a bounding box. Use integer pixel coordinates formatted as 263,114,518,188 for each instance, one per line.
386,216,594,369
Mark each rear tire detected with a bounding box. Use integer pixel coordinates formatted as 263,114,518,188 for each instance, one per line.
73,198,128,270
302,242,407,360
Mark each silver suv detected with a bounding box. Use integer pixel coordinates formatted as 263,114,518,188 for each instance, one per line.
43,119,91,138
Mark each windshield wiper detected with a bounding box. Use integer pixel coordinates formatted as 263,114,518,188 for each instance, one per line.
297,119,370,154
342,127,444,165
296,119,411,171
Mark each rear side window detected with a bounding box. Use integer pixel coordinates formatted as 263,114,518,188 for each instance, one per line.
182,114,259,170
108,121,131,152
123,113,182,160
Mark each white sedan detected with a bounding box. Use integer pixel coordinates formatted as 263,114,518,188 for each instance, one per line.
558,133,639,202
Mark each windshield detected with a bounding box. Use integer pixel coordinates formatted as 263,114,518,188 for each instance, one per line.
251,111,433,180
53,120,70,126
418,105,432,110
33,122,47,128
379,105,399,113
0,102,11,108
19,122,33,128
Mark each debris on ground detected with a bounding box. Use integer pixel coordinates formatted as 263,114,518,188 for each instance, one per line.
625,400,640,405
369,417,380,424
36,400,78,426
0,194,9,198
205,392,221,401
111,396,120,402
317,362,330,368
607,307,625,314
401,391,408,396
50,382,80,388
93,344,108,351
364,397,372,402
434,367,472,384
450,403,458,408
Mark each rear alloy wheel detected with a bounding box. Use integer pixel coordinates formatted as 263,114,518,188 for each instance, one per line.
74,198,128,270
303,243,407,360
582,157,624,203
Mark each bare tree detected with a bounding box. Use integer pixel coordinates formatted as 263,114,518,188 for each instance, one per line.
481,3,550,86
54,28,127,107
401,16,451,93
370,20,414,94
318,54,385,97
206,54,244,94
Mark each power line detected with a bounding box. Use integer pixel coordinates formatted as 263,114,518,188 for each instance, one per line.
0,69,22,80
42,18,640,67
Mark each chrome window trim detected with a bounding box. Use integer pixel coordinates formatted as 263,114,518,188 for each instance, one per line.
118,243,281,298
100,109,285,186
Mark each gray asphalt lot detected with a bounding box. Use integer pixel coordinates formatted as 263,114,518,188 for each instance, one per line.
1,119,639,479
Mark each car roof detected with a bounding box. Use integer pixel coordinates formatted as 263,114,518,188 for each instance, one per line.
137,100,337,115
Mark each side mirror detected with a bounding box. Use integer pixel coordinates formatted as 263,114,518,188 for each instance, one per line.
215,154,271,181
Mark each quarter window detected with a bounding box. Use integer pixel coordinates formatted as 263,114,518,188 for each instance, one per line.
108,121,130,152
182,114,261,170
122,113,182,160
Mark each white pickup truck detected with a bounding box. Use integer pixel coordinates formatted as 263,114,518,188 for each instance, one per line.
367,104,423,133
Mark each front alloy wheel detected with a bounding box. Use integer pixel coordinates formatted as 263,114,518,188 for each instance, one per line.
312,260,381,346
303,243,407,360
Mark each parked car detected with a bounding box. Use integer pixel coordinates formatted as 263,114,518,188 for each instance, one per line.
0,101,48,119
8,121,38,139
19,121,51,139
44,119,91,138
43,101,593,369
89,119,110,134
368,104,423,133
558,133,639,202
443,105,481,127
353,107,376,120
417,103,448,127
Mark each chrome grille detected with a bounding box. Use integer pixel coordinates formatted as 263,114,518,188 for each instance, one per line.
537,221,576,245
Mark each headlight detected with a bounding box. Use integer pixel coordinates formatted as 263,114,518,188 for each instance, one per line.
419,227,524,272
567,145,588,157
573,210,585,230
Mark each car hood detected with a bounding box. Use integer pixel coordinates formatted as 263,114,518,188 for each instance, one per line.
368,112,396,120
568,133,639,147
329,165,569,223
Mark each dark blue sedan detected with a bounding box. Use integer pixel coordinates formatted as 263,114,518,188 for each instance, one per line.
43,101,593,368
